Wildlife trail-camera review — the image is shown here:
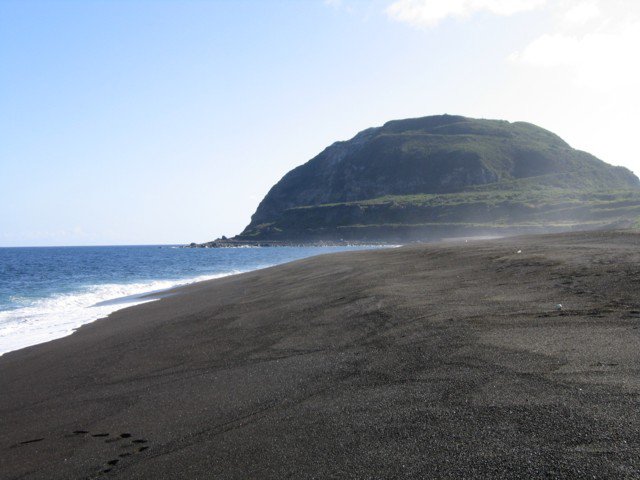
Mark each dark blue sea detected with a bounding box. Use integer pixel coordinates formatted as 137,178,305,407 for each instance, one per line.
0,245,380,355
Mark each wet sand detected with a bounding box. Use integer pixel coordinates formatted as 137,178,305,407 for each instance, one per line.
2,230,640,479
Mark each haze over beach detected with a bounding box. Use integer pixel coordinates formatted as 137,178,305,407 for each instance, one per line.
2,1,640,479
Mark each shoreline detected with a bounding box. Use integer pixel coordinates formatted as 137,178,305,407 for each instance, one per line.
0,244,390,357
2,230,640,478
0,271,244,357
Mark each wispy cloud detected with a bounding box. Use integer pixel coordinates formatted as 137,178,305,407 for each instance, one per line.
509,0,640,90
559,0,600,26
324,0,359,14
386,0,547,28
385,0,640,91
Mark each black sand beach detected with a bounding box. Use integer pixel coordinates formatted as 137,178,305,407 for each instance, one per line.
2,230,640,479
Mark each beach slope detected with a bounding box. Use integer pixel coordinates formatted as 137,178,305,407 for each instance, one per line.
2,231,640,479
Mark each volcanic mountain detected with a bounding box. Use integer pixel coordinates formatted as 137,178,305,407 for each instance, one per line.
224,115,640,243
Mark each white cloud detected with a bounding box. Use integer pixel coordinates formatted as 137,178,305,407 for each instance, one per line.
386,0,547,28
560,0,600,26
509,1,640,90
498,0,640,171
380,0,640,171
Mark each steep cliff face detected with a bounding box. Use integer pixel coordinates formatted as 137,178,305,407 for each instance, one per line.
235,115,640,242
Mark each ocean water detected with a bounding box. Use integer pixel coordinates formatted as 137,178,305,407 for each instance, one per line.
0,245,377,356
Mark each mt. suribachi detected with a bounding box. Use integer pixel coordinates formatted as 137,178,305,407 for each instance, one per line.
203,115,640,245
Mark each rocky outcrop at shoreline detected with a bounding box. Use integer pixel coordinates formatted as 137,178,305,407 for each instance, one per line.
184,238,391,248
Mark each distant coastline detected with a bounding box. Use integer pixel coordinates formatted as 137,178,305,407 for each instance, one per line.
184,239,394,248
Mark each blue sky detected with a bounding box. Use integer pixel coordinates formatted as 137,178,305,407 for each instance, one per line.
1,0,639,246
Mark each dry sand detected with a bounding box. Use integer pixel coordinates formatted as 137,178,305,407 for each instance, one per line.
1,230,640,479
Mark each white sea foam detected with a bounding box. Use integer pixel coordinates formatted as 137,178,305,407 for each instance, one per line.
0,271,245,356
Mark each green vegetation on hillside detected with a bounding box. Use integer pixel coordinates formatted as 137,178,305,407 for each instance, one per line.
238,188,640,241
232,115,640,242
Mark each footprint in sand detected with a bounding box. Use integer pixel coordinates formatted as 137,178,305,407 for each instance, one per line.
8,429,151,476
